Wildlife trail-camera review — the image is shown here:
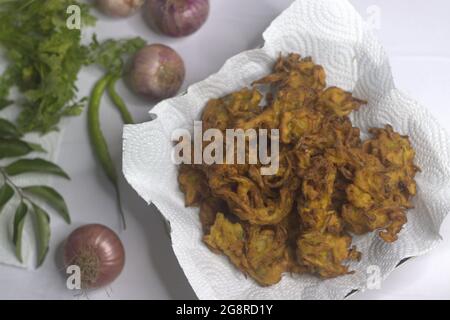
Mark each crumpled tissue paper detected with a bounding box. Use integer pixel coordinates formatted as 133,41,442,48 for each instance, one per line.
123,0,450,299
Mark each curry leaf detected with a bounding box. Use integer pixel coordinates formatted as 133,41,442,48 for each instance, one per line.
0,184,14,214
32,204,51,267
24,186,70,224
13,202,28,263
27,142,47,153
5,158,70,179
0,139,46,159
0,139,32,159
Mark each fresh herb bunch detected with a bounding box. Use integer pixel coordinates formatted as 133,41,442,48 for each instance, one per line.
0,0,95,267
0,0,146,266
0,0,96,133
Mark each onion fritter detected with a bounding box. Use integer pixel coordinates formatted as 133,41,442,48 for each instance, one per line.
178,53,418,285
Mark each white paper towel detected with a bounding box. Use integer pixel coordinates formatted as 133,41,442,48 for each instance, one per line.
123,0,450,299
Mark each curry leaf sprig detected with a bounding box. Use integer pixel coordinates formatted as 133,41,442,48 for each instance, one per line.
0,120,70,266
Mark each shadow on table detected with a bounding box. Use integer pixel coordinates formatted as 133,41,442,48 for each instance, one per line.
121,182,198,300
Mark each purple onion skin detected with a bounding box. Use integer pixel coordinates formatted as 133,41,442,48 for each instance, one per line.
128,44,186,100
145,0,210,37
64,224,125,289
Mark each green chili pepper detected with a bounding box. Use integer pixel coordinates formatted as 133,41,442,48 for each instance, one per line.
88,73,126,229
108,75,134,125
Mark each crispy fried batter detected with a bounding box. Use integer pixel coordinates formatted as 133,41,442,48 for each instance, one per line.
178,165,209,206
280,108,323,144
297,231,359,278
340,125,419,242
203,213,247,267
254,54,326,92
245,224,289,285
202,99,231,132
199,198,227,234
214,176,298,225
178,54,419,285
204,213,289,286
318,87,366,117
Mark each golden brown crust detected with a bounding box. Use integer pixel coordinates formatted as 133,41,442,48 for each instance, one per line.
178,54,419,285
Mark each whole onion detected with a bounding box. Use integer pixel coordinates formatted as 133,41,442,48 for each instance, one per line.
63,224,125,289
96,0,145,18
144,0,210,37
128,44,186,99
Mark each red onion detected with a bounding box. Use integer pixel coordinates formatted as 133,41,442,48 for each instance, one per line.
128,44,186,99
96,0,145,18
144,0,210,37
63,224,125,289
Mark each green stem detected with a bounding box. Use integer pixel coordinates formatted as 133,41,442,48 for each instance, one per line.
107,75,134,125
0,167,29,204
88,74,126,229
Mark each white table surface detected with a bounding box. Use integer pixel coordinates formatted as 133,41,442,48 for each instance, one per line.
1,0,450,300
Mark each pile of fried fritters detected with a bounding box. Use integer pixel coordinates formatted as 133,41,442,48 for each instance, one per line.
178,53,419,286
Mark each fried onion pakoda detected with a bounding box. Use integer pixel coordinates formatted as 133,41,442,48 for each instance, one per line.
204,213,289,286
178,53,419,286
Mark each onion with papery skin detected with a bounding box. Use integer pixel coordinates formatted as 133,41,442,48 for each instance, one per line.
128,44,186,99
96,0,145,18
63,224,125,289
144,0,210,37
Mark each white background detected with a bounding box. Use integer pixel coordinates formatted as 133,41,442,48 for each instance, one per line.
1,0,450,300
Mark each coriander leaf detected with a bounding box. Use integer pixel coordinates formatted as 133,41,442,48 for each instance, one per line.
0,67,14,110
0,99,13,111
61,98,87,117
88,35,146,75
0,0,96,133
